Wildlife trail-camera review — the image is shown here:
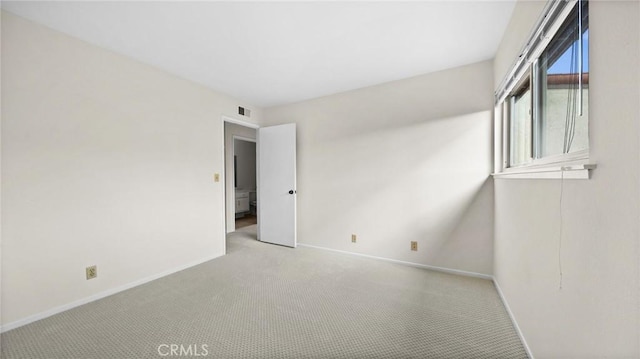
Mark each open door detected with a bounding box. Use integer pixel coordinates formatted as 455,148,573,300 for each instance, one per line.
257,123,297,248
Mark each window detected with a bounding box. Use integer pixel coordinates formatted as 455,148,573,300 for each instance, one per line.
498,0,589,171
509,76,532,166
536,1,589,158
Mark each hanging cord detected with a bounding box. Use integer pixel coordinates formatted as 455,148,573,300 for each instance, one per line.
563,8,583,154
563,32,578,154
559,168,565,290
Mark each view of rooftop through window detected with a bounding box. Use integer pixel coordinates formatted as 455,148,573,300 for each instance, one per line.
538,0,589,158
508,0,589,167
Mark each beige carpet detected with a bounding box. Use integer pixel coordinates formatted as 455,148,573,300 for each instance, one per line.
1,225,528,358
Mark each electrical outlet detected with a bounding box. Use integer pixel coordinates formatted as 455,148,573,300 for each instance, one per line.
411,241,418,251
351,234,357,243
86,265,97,280
214,173,220,182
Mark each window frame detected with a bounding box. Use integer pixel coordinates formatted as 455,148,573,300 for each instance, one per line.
495,0,593,177
506,71,533,168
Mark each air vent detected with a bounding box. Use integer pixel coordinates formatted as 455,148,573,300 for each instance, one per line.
238,106,251,117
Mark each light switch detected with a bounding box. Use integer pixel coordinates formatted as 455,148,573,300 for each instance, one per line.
214,173,220,182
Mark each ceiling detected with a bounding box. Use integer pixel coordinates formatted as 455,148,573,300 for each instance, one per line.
2,1,516,108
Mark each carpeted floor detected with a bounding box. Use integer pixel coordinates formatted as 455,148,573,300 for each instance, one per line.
0,225,528,358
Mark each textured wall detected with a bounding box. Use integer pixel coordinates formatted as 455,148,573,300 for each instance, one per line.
493,1,640,357
264,61,495,275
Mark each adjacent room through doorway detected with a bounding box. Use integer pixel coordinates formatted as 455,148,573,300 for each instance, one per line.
224,121,258,234
233,137,257,229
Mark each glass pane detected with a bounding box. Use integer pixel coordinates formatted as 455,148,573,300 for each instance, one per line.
509,80,532,166
537,1,589,157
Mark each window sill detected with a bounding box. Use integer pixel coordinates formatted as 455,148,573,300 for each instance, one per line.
492,164,597,179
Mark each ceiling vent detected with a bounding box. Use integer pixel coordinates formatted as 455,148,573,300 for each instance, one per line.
238,106,251,117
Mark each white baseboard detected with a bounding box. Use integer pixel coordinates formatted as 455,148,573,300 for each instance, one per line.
0,253,223,333
296,243,493,280
492,278,534,359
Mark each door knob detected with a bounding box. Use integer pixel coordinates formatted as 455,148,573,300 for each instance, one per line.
289,190,295,194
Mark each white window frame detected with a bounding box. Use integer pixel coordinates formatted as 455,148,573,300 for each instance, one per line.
506,71,533,168
494,0,595,179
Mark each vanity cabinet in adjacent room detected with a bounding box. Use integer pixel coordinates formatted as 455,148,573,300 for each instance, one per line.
235,190,250,213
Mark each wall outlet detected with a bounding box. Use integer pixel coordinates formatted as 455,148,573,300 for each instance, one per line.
86,265,97,280
411,241,418,251
351,234,357,243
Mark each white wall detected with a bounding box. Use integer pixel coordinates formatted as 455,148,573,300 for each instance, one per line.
1,11,260,327
234,139,257,191
493,1,640,357
264,61,495,275
224,122,256,233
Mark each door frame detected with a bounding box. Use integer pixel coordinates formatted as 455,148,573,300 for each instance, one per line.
221,116,258,252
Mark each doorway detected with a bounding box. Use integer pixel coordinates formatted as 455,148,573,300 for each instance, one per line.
233,137,257,229
222,117,298,249
224,119,258,234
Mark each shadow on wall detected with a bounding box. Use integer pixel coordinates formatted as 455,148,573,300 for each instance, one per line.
429,176,494,272
297,110,494,274
296,65,493,145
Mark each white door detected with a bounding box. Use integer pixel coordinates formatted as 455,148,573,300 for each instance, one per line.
257,123,297,247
